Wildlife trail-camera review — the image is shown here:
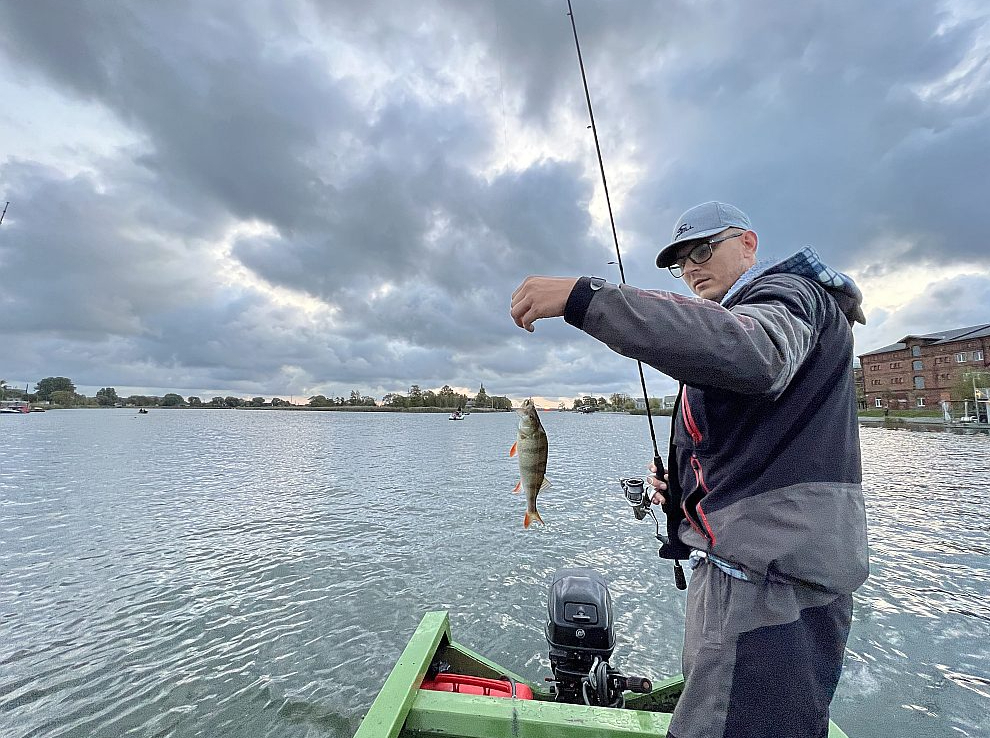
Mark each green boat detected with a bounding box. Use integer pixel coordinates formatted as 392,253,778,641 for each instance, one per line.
355,569,851,738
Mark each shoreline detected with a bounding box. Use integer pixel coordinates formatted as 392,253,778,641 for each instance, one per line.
858,415,990,431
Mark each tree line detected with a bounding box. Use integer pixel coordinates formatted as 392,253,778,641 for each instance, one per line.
1,377,513,410
377,384,510,410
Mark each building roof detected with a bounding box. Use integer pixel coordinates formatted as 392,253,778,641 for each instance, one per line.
859,323,990,357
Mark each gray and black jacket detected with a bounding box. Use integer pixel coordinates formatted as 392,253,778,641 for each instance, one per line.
564,248,869,595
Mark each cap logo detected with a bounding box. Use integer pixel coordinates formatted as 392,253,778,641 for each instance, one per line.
676,223,693,237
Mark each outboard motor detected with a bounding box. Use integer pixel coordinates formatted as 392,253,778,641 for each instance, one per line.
545,568,652,707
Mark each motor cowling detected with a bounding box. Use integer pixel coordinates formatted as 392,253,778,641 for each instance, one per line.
546,568,615,703
545,567,653,707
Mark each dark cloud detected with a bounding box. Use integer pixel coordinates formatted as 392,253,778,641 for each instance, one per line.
1,0,987,401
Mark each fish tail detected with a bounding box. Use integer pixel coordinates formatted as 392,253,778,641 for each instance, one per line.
524,508,545,528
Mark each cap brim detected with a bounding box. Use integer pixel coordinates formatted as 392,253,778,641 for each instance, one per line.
655,226,728,268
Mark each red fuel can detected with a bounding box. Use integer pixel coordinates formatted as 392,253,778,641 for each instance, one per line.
420,673,534,700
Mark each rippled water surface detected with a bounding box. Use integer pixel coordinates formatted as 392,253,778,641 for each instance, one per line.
1,410,987,737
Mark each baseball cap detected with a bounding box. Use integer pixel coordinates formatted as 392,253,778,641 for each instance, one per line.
655,201,752,268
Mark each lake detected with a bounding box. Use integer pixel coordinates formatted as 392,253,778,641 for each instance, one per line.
1,409,987,737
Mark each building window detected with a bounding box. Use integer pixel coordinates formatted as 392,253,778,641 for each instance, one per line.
917,397,926,407
871,379,881,385
875,398,883,408
912,360,923,370
889,362,902,369
912,345,921,357
871,364,880,371
914,376,925,389
956,352,967,362
976,350,985,361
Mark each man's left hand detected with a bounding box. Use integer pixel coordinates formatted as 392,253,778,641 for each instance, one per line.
510,276,578,332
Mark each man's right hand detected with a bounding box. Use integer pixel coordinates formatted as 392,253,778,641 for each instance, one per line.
647,462,669,506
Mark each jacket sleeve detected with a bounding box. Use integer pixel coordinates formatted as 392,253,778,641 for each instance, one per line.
564,274,821,396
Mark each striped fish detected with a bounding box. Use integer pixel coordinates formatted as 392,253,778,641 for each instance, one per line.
509,398,550,528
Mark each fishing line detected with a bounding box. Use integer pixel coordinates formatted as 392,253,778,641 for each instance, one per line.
565,0,686,589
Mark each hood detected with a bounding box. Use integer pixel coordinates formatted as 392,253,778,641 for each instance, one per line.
723,247,866,325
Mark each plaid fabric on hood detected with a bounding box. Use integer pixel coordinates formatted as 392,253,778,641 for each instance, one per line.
723,246,866,325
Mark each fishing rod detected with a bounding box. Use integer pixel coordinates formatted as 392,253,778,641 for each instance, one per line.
565,0,686,590
0,202,8,225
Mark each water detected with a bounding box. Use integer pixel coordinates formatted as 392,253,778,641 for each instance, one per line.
1,410,987,738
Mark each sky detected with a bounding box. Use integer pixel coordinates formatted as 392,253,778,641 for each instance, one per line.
1,0,988,407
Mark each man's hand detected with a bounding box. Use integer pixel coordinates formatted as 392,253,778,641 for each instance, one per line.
647,461,669,506
510,276,579,332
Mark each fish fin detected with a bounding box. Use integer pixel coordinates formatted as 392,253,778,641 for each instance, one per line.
540,477,552,490
512,480,522,493
525,509,545,528
509,441,517,457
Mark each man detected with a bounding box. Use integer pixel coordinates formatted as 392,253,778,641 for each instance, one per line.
510,201,869,738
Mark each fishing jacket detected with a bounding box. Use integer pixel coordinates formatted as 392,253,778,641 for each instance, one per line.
564,249,869,594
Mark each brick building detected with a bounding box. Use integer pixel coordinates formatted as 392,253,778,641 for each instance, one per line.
858,323,990,409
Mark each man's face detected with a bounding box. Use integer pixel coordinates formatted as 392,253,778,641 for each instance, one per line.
674,229,758,301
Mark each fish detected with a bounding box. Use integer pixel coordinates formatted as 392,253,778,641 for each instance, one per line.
509,398,550,528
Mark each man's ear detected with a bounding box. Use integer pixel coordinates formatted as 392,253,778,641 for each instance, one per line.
741,230,758,259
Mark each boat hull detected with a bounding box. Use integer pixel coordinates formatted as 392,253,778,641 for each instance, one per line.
355,612,850,738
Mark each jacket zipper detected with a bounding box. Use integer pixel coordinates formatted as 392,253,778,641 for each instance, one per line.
681,387,717,545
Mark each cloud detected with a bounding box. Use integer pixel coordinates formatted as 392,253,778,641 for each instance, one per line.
1,0,987,403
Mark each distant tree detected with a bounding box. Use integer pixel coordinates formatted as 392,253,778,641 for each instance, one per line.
437,385,457,408
95,387,119,406
408,384,423,407
490,395,512,410
951,371,990,402
475,384,490,408
308,395,332,407
224,396,243,408
208,397,225,407
270,397,286,406
187,396,203,406
348,390,362,406
35,377,76,402
161,393,185,407
422,390,438,407
124,394,156,406
381,393,406,408
249,396,266,406
359,395,377,406
0,379,7,400
51,389,75,406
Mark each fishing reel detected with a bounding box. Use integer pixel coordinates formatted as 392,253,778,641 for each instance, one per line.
619,477,652,520
620,475,668,542
620,477,688,591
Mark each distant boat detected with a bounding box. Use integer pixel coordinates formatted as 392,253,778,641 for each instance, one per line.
448,410,465,421
138,408,149,414
0,400,30,414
